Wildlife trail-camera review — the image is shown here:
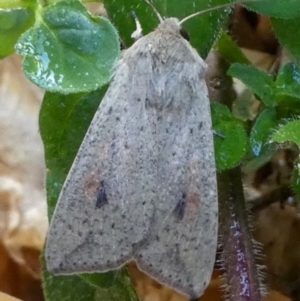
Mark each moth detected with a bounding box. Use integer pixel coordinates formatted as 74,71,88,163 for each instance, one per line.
46,3,220,299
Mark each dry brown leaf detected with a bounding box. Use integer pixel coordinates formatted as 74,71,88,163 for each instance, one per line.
0,54,47,267
0,54,46,301
0,292,22,301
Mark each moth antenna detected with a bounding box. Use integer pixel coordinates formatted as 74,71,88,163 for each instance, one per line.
144,0,163,23
130,11,143,40
180,0,267,25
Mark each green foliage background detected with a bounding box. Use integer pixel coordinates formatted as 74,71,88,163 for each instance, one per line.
1,0,300,300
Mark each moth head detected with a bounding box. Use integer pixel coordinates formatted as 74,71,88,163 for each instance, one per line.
157,18,181,32
157,18,189,39
156,18,190,41
144,1,259,41
143,2,189,41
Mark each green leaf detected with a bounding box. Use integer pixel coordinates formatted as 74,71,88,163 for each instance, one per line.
104,0,237,58
212,103,248,171
250,108,278,156
0,0,36,9
81,269,139,300
292,169,300,200
216,31,250,65
43,264,98,301
43,255,137,301
82,272,117,289
232,89,260,122
270,120,300,148
40,88,138,301
15,0,120,93
272,18,300,62
275,63,300,109
0,8,35,58
246,0,300,19
228,63,276,107
93,269,139,301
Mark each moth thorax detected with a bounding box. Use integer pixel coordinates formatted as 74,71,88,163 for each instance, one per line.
157,18,181,34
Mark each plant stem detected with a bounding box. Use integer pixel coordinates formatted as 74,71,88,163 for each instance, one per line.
206,50,263,301
218,169,263,301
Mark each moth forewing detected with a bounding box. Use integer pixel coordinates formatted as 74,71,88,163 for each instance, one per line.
45,17,218,299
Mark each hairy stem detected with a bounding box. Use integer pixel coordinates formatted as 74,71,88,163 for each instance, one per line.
218,169,263,301
206,50,263,301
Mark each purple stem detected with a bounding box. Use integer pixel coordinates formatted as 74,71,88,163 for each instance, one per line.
218,168,263,301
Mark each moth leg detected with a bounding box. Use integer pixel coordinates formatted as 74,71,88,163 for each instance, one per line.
213,130,225,139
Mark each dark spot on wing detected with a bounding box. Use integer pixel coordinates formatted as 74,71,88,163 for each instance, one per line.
95,180,108,209
145,98,150,109
111,140,116,151
173,193,186,220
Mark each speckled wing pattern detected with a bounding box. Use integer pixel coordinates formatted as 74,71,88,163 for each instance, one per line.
45,18,218,299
